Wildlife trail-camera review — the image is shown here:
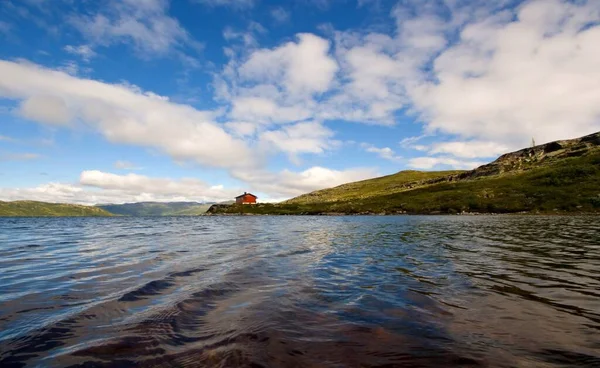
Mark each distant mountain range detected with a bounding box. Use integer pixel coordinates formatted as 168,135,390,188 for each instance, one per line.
96,202,220,216
0,201,114,217
0,201,235,217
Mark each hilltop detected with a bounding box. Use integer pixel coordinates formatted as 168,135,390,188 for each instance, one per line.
0,201,114,217
210,131,600,215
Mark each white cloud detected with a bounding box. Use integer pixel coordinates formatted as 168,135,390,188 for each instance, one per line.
114,160,142,170
0,171,242,204
409,0,600,147
64,45,96,62
270,7,290,23
239,33,338,97
18,95,71,125
408,157,485,170
0,183,87,203
0,60,254,169
57,60,82,76
230,96,311,124
80,170,238,200
224,121,258,137
232,166,378,198
429,141,510,159
69,0,200,57
259,121,335,163
361,143,402,162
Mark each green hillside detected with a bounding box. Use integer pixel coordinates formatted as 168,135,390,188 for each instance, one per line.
285,170,464,204
210,131,600,215
0,201,114,217
97,202,213,216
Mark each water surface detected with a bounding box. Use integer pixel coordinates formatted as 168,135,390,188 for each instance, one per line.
0,216,599,367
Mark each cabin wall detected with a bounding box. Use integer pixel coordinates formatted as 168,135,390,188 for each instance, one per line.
236,195,257,204
242,195,256,204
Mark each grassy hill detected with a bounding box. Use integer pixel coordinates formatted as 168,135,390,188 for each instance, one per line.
0,201,114,217
285,170,464,204
96,202,214,216
210,131,600,215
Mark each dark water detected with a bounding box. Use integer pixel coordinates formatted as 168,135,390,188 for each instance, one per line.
0,216,599,368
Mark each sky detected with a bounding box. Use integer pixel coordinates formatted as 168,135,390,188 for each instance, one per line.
0,0,599,204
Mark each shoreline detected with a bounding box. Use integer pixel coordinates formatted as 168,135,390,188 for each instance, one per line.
203,211,599,216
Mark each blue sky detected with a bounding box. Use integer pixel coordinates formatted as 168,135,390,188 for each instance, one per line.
0,0,599,204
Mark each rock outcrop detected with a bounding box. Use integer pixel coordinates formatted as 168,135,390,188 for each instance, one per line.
416,131,600,186
466,131,600,178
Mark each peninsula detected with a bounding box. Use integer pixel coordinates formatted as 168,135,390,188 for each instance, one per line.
209,131,600,215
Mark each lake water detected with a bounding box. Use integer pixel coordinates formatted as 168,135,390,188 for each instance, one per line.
0,216,599,367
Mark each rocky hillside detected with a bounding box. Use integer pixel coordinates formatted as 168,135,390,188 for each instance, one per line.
289,132,600,205
468,131,600,177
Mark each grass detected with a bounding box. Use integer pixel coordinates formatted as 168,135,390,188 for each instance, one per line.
285,170,464,204
0,201,114,217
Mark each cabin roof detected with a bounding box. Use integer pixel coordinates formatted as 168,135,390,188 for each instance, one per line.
235,192,257,199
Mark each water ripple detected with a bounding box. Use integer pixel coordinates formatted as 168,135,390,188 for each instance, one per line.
0,216,598,367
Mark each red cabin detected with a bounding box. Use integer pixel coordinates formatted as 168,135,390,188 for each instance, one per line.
235,192,257,205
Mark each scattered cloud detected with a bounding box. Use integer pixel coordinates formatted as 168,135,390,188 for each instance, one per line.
222,21,266,48
80,170,239,201
0,152,41,161
114,160,142,170
270,7,290,23
361,143,402,162
57,60,82,76
69,0,201,57
221,0,600,160
0,171,239,204
407,0,600,147
193,0,255,9
64,44,96,62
